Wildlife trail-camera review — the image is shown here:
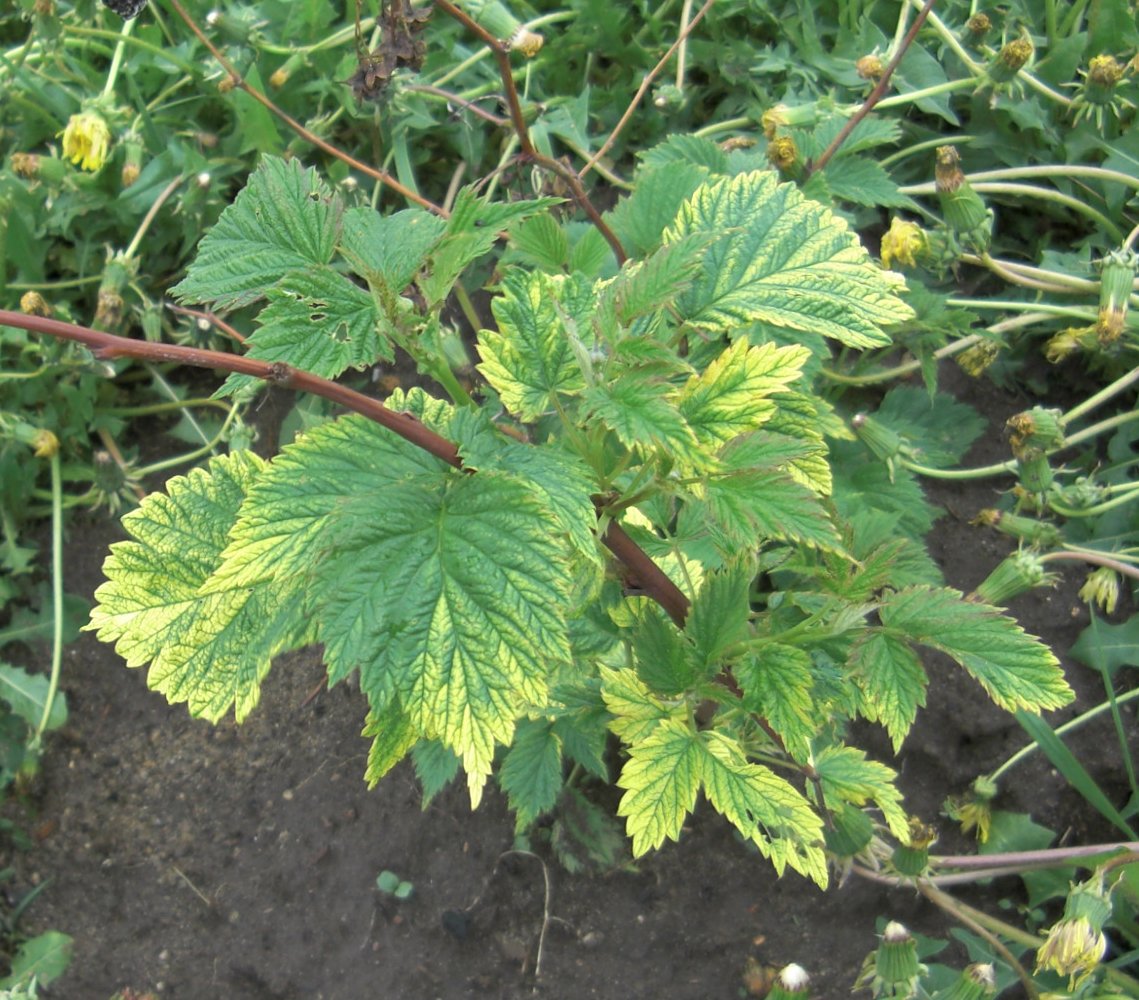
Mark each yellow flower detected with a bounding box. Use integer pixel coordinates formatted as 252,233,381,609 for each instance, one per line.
1079,567,1119,615
61,110,112,171
1035,915,1106,986
880,218,926,270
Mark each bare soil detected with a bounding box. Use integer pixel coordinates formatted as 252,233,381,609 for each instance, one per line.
3,364,1134,999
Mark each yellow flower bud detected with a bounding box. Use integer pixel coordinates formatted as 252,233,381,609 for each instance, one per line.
880,218,927,270
19,291,51,317
61,110,112,172
32,429,60,459
1079,567,1119,615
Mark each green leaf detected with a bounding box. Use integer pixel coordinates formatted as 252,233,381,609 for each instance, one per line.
1015,711,1136,839
507,212,569,272
0,594,89,648
419,189,560,306
172,157,340,309
678,339,810,449
411,739,461,806
606,160,710,257
339,206,447,298
872,387,986,467
697,465,843,552
0,930,72,989
315,473,572,805
880,587,1073,714
363,700,418,786
0,662,66,731
640,134,728,173
616,716,703,856
813,745,908,838
849,631,928,752
630,601,700,695
477,269,589,420
86,452,310,723
203,415,447,594
455,426,601,573
1071,612,1139,679
582,373,700,461
599,665,683,745
700,730,827,885
736,645,816,760
500,718,564,827
823,156,914,209
669,171,913,348
596,233,711,325
219,266,388,396
686,561,753,670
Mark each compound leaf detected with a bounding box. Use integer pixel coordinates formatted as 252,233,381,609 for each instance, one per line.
813,744,908,839
172,156,340,309
500,718,565,828
700,731,827,885
478,269,588,420
850,631,928,752
668,170,913,348
219,266,387,396
736,645,816,760
678,339,810,449
600,665,683,745
87,451,309,723
880,586,1073,713
616,716,703,856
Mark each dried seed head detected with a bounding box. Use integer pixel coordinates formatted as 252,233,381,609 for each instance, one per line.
856,54,884,80
766,135,800,172
880,218,927,270
19,292,51,317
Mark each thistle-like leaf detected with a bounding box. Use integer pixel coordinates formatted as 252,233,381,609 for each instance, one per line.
879,586,1073,713
172,157,340,309
668,170,914,348
86,452,310,722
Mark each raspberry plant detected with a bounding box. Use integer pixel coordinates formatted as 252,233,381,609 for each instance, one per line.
68,150,1073,886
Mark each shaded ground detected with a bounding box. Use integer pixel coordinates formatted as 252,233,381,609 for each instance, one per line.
3,363,1134,999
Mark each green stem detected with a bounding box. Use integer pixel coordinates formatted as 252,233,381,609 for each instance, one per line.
821,334,981,386
879,134,976,168
32,451,64,747
1049,488,1139,522
946,298,1094,322
134,402,241,477
989,688,1139,782
1062,363,1139,425
1039,548,1139,580
872,76,976,111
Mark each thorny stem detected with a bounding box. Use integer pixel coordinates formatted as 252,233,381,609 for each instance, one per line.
578,0,716,181
1,310,692,628
163,0,444,215
808,0,936,177
433,0,627,265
